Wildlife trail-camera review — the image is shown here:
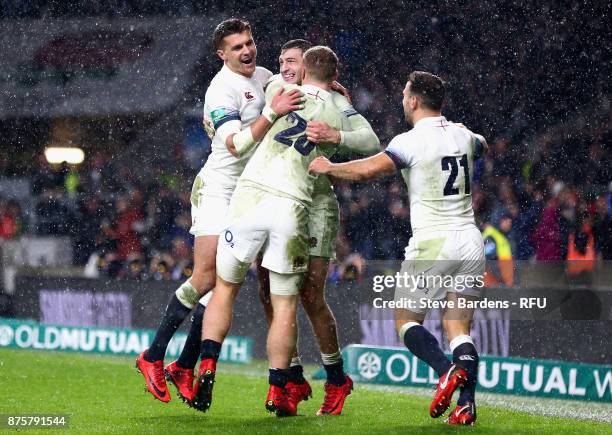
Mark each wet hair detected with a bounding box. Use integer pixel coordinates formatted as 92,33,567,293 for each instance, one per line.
303,46,338,82
408,71,445,111
212,18,251,50
281,39,313,53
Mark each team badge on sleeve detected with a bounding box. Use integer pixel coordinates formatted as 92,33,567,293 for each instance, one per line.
210,107,241,129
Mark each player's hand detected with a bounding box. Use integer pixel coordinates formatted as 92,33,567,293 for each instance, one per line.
203,118,215,140
331,81,352,105
270,87,305,116
308,156,333,175
306,121,341,145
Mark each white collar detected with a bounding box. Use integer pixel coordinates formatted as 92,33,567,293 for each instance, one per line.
414,115,448,127
222,63,254,80
301,84,330,101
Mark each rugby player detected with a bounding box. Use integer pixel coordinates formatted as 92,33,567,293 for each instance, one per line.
255,39,380,415
135,18,304,404
309,71,487,425
192,46,351,417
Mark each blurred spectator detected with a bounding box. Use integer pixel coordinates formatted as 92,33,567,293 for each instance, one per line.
483,215,514,287
35,188,72,235
0,198,19,239
73,196,105,265
566,215,596,284
593,195,612,260
113,196,144,260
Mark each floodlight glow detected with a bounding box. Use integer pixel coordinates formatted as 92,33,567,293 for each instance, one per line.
44,147,85,164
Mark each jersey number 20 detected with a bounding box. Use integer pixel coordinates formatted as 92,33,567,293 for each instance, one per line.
274,112,316,156
441,154,470,196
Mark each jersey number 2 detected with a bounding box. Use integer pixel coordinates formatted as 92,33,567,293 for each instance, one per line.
441,154,470,196
274,112,316,156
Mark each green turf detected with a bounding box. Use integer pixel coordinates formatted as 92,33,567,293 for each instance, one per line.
1,349,610,434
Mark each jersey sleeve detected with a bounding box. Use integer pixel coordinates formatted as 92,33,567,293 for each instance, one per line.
339,114,380,155
330,92,380,155
206,85,241,130
383,133,415,170
473,134,487,160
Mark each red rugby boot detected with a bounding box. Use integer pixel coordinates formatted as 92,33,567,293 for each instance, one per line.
285,379,313,405
164,360,195,403
316,375,353,416
135,350,170,403
447,402,477,425
191,358,216,412
265,385,297,417
430,364,467,418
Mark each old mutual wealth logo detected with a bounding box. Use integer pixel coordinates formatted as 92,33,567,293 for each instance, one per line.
357,351,382,380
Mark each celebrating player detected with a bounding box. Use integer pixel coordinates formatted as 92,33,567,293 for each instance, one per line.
254,39,380,415
309,71,487,425
135,18,303,404
192,46,352,417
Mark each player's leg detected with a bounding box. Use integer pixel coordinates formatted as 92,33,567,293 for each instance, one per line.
191,189,266,412
258,257,307,389
394,310,452,380
146,235,217,361
393,240,452,380
441,228,484,425
260,196,309,416
442,292,478,425
165,297,207,403
393,236,469,419
265,271,302,417
191,276,242,412
137,234,217,403
301,256,353,415
257,258,274,324
191,242,250,412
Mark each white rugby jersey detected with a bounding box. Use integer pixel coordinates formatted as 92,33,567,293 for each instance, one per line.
384,116,485,234
267,74,379,205
198,64,272,194
239,82,347,205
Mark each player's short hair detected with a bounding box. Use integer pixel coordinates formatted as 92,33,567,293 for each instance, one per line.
408,71,446,111
212,18,252,50
281,39,313,54
303,46,338,82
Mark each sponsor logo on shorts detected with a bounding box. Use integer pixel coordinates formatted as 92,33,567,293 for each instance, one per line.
459,355,476,361
309,237,318,248
224,230,234,248
293,256,306,268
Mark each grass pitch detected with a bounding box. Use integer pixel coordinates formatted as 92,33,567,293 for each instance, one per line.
1,349,611,434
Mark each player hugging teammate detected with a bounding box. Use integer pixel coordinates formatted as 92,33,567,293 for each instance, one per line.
137,18,378,417
137,17,486,426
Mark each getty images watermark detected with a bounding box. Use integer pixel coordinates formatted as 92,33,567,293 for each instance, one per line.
352,260,612,321
370,270,506,310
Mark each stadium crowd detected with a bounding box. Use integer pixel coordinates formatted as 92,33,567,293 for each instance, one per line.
0,0,610,279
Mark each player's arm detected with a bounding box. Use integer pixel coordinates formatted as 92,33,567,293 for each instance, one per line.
306,93,380,155
309,133,412,181
473,134,489,159
306,115,380,154
226,86,304,157
308,152,396,181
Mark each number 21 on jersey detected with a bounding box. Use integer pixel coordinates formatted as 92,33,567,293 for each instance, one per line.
441,154,470,196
